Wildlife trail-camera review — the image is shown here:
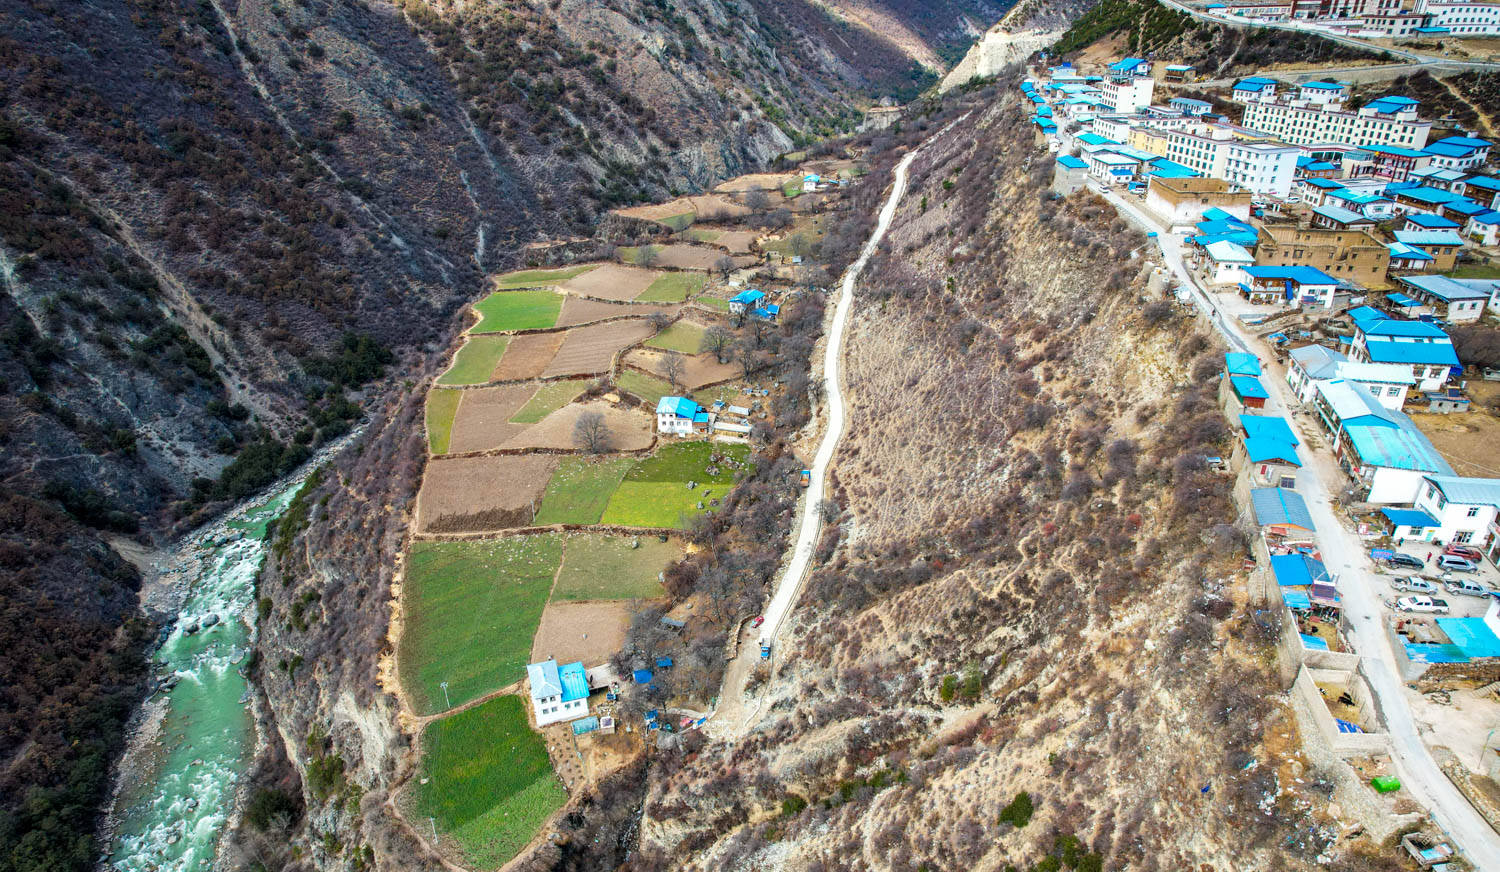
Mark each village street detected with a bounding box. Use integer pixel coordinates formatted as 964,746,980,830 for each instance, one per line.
1102,187,1500,867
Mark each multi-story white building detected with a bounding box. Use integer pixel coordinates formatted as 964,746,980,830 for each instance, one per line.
1412,476,1500,549
1241,93,1432,148
1163,128,1299,196
1422,135,1493,171
1416,0,1500,34
1098,76,1155,113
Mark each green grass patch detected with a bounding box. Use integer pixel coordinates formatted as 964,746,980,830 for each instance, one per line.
399,535,562,715
692,384,745,408
638,271,707,303
510,379,587,424
645,321,707,353
553,534,676,600
695,294,731,312
657,213,695,232
616,370,674,406
494,265,597,289
616,245,662,266
426,389,462,455
471,291,562,333
1448,263,1500,279
600,442,750,528
533,457,634,526
782,179,803,198
683,228,722,244
438,335,509,386
417,696,566,869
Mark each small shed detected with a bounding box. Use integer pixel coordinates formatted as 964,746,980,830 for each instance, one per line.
1422,390,1470,414
632,669,654,684
1230,375,1269,410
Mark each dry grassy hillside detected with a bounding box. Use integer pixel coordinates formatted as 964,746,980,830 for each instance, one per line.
618,91,1404,872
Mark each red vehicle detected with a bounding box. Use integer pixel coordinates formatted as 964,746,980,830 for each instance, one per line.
1445,545,1484,563
750,615,765,628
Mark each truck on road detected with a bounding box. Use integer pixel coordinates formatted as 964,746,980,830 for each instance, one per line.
759,638,772,660
1396,596,1451,614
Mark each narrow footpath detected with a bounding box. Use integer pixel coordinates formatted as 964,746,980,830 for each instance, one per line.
1102,188,1500,868
707,143,925,737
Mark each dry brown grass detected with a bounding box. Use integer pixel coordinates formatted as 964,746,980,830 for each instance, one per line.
530,601,631,666
541,320,655,378
501,400,653,451
557,297,679,327
446,384,535,454
562,263,662,301
415,454,558,533
494,333,564,380
623,349,740,391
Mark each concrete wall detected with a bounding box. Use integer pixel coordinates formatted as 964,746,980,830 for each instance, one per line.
1292,665,1392,756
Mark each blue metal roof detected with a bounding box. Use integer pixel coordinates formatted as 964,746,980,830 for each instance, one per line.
1170,97,1211,108
528,660,562,698
1366,143,1430,158
633,669,653,684
656,395,704,418
1391,186,1462,205
1388,242,1434,262
1108,57,1147,71
1463,175,1500,192
1386,291,1422,306
1271,553,1330,587
1283,589,1312,609
1361,340,1460,367
1242,265,1336,285
1244,437,1301,466
1147,159,1200,179
1393,230,1463,246
1200,207,1242,223
1381,507,1439,529
559,661,589,702
1398,274,1494,302
1436,617,1500,659
1425,142,1475,158
1344,422,1454,473
1076,133,1119,146
1471,210,1500,225
1191,231,1259,248
1230,375,1269,400
1354,308,1447,337
1303,178,1345,190
729,289,765,305
1251,487,1316,531
1406,213,1459,229
1225,351,1261,377
1313,204,1369,224
1301,81,1344,91
1056,155,1087,169
1241,414,1299,445
1235,77,1276,89
1425,475,1500,507
1198,218,1254,236
1036,105,1053,117
1443,199,1487,217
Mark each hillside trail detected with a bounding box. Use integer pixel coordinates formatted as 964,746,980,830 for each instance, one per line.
706,122,960,740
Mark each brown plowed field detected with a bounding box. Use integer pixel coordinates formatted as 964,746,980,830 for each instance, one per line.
616,194,748,223
501,400,654,452
624,349,741,391
530,601,630,667
713,173,796,193
562,263,661,302
541,320,655,378
651,244,757,271
415,454,558,533
446,384,534,454
715,231,757,254
494,332,564,380
556,297,678,328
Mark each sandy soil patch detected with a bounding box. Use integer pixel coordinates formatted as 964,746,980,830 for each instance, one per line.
494,332,564,381
541,320,655,378
530,601,630,667
557,297,678,328
624,349,741,391
713,173,797,194
616,195,748,223
648,244,757,271
715,231,757,255
1410,410,1500,477
503,400,654,452
416,454,559,533
562,263,662,302
447,384,535,454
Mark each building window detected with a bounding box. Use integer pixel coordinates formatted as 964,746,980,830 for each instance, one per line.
1469,507,1481,517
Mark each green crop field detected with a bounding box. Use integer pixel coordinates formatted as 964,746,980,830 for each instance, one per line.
438,335,509,386
601,442,750,528
638,272,707,303
471,291,562,333
695,295,730,312
417,695,566,870
533,457,634,525
399,535,562,715
616,370,673,406
645,321,707,353
616,245,662,266
657,213,695,232
510,379,587,424
554,534,676,600
494,265,598,289
692,384,745,408
782,179,803,198
426,389,463,455
683,228,722,244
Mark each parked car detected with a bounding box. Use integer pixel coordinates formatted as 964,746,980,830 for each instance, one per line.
1482,366,1500,381
1392,576,1439,594
1384,553,1426,570
1444,578,1490,598
1437,554,1479,574
750,615,764,628
1444,545,1483,563
1396,596,1451,614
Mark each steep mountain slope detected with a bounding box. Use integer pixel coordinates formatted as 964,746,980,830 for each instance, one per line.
0,0,998,868
611,89,1402,872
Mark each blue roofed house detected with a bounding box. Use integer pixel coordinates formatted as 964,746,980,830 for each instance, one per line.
1465,209,1500,246
1251,487,1317,539
1348,308,1461,390
1463,174,1500,210
1391,229,1464,271
1232,77,1278,103
1411,475,1500,552
1395,274,1496,324
1237,428,1302,488
1402,212,1460,232
528,658,591,727
1312,378,1454,503
1285,343,1415,409
1169,96,1212,116
1226,351,1262,377
751,303,780,322
728,288,765,316
656,396,710,436
1311,204,1375,231
802,173,823,193
1239,265,1339,309
1387,240,1435,272
1422,136,1492,172
1053,154,1090,196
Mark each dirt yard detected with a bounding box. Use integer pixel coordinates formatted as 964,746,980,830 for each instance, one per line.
416,454,558,533
446,384,535,454
1410,409,1500,477
713,172,796,194
502,400,654,452
714,230,757,255
541,320,655,378
557,297,678,328
623,349,741,391
650,244,725,271
530,601,630,667
562,263,662,302
494,332,564,381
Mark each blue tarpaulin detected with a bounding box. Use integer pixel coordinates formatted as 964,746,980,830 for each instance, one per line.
1271,553,1331,587
633,669,653,684
1300,633,1330,651
1282,589,1312,609
1381,507,1439,530
1404,642,1469,663
1335,718,1363,734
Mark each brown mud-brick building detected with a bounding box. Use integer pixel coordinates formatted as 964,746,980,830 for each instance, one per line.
1254,225,1391,289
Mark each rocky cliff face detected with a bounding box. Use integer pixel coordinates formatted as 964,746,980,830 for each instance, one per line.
0,0,998,867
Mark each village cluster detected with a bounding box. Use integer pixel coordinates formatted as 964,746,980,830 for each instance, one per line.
1191,0,1500,39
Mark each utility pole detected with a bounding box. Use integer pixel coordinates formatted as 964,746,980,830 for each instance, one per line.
440,680,450,710
430,816,437,840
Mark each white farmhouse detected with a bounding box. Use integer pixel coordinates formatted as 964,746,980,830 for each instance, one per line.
1412,476,1500,550
656,396,708,436
528,659,590,727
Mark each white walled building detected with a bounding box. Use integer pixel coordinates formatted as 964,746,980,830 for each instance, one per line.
1162,128,1299,197
528,659,590,727
1413,476,1500,549
1286,344,1416,409
1417,0,1500,34
1099,76,1156,113
1242,95,1432,149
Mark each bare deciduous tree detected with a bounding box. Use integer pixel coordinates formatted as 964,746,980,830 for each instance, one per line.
703,324,732,362
745,185,769,212
713,254,735,279
661,350,686,391
636,245,660,268
573,410,611,454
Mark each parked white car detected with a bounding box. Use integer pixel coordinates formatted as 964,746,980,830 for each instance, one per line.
1396,596,1451,614
1392,576,1439,595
